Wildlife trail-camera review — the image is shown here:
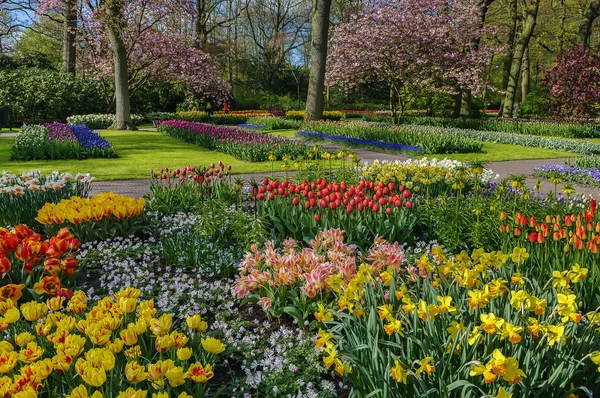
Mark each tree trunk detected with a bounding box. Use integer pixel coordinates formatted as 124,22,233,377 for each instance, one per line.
502,0,540,118
459,0,495,118
577,0,600,48
499,0,518,117
62,0,77,74
521,45,530,102
453,90,462,118
305,0,332,121
104,1,135,131
195,0,208,48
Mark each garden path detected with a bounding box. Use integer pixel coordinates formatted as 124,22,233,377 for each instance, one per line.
91,151,600,198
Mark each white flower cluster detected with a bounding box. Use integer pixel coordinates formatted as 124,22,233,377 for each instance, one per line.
365,157,499,183
0,170,94,196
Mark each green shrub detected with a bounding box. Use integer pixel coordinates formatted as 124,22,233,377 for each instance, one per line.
0,68,110,121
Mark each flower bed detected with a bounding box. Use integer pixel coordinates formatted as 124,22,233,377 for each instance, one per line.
301,121,484,154
36,192,148,243
256,177,418,247
0,170,93,227
362,115,599,138
297,130,424,153
66,114,146,129
10,123,117,161
533,163,600,187
285,110,343,121
246,116,302,130
157,120,308,161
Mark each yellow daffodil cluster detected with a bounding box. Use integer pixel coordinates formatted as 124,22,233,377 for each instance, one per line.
313,245,600,394
36,192,145,226
362,159,494,196
0,287,223,397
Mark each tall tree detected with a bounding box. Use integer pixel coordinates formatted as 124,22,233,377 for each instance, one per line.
100,0,134,130
577,0,600,48
498,0,518,116
304,0,331,121
501,0,540,118
457,0,495,118
61,0,76,73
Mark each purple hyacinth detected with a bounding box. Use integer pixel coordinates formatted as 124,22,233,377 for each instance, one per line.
46,122,78,143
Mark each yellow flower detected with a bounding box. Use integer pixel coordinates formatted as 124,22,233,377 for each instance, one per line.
467,289,489,310
589,351,600,372
528,296,546,315
314,303,333,323
201,337,225,355
552,270,571,292
0,341,13,353
14,332,36,348
480,313,504,334
545,324,565,347
67,385,103,398
75,359,107,387
377,304,393,321
436,296,456,313
509,248,529,265
469,362,497,384
500,323,523,344
125,361,147,383
390,360,408,384
20,302,47,322
165,365,186,387
511,271,524,286
46,296,64,311
186,315,207,331
152,393,168,398
177,347,192,361
314,329,334,349
150,314,173,336
383,318,404,336
120,326,139,346
118,297,137,314
155,335,174,353
417,299,440,321
416,357,435,376
495,387,512,398
116,388,148,398
186,362,214,384
568,264,588,283
510,290,530,310
446,321,466,340
0,351,18,373
18,342,44,363
468,326,483,346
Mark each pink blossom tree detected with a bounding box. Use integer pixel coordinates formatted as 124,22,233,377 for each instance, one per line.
543,46,600,120
326,0,500,123
37,0,230,129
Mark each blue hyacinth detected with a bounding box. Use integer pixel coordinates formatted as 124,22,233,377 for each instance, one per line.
297,130,423,152
71,125,113,149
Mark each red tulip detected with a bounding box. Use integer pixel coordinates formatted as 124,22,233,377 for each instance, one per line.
403,190,411,199
314,213,321,222
292,197,300,206
385,207,393,215
405,201,412,209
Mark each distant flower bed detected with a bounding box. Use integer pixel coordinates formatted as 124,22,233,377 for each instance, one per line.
285,110,343,121
158,120,309,161
246,116,301,130
10,123,117,161
297,130,423,153
533,163,600,187
301,121,483,154
67,114,146,129
237,123,266,130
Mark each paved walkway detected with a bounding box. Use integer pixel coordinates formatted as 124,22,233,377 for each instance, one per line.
91,150,600,198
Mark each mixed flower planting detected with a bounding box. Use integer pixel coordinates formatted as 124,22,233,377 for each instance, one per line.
157,120,308,161
11,123,116,161
1,155,600,397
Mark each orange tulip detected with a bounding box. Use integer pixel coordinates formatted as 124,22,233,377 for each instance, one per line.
33,275,62,296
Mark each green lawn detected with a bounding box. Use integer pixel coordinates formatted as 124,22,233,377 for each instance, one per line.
0,128,18,133
443,142,573,162
0,129,286,181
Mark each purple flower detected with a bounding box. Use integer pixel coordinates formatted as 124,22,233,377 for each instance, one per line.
71,125,113,149
46,122,77,143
